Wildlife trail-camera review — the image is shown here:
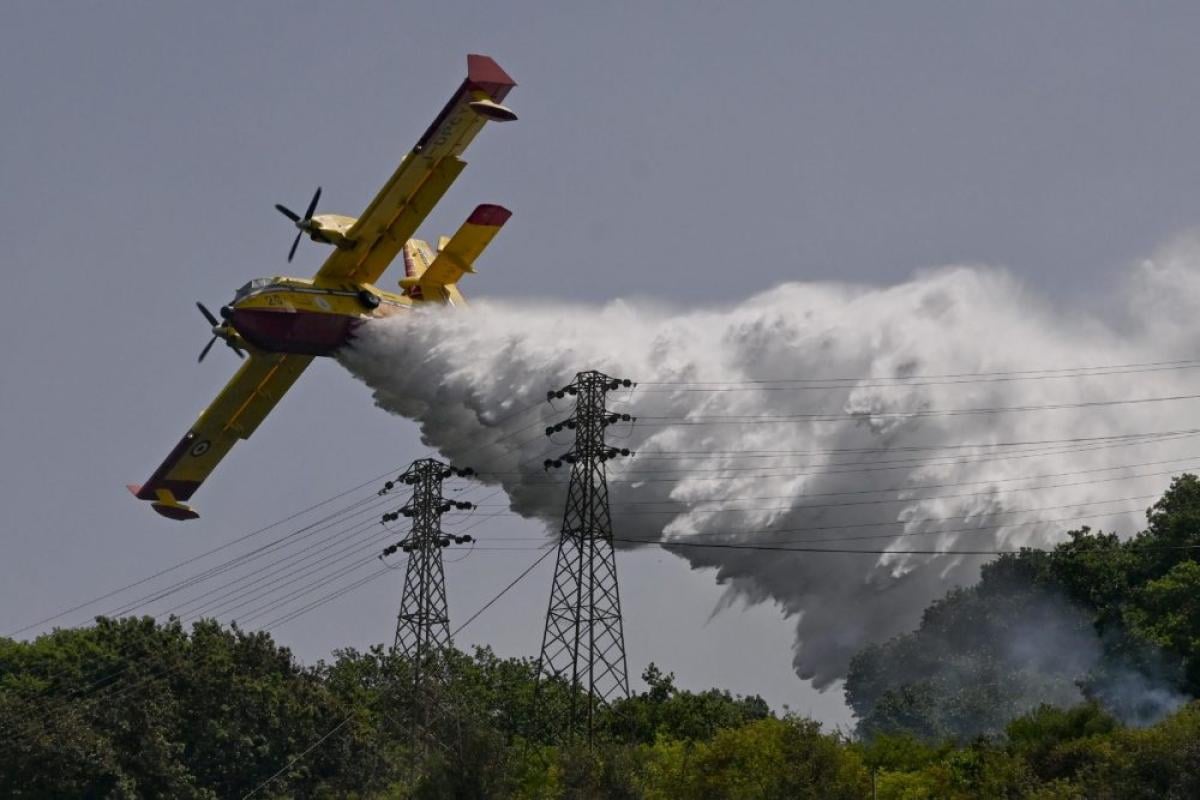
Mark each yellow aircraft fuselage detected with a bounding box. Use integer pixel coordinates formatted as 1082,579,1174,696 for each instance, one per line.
131,54,516,521
216,277,409,358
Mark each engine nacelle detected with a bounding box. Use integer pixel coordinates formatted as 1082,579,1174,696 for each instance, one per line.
305,213,358,249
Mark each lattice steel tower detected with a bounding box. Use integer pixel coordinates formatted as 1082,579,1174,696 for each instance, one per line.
537,370,636,741
379,459,475,691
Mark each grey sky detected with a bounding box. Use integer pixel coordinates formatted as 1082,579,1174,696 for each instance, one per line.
4,2,1200,727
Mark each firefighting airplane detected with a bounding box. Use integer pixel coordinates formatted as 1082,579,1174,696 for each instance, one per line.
129,55,517,521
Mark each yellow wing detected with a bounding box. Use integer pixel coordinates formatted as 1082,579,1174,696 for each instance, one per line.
314,54,516,287
400,204,512,304
130,353,313,519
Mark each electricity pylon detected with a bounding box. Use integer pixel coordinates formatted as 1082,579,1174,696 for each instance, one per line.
379,458,475,730
536,370,636,743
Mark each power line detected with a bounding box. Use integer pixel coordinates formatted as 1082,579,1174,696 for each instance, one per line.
453,496,1154,544
463,493,1159,529
630,429,1200,458
240,713,356,800
2,471,395,637
102,495,395,619
14,535,458,728
601,471,1179,513
13,360,1200,756
75,537,526,717
638,358,1200,386
2,495,478,722
185,532,393,626
634,365,1200,392
486,506,1144,548
1,414,562,738
480,430,1200,485
6,537,543,758
161,486,481,623
158,505,396,615
257,566,393,630
538,456,1200,504
6,396,553,639
31,485,1144,724
613,537,1200,556
471,462,1195,511
17,367,1196,636
243,545,562,800
257,565,393,630
6,550,394,723
451,548,555,638
570,433,1200,483
636,392,1200,424
170,488,491,628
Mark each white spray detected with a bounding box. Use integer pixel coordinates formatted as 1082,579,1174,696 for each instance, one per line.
339,240,1200,690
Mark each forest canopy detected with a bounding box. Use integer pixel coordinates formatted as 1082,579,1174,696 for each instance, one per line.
4,476,1200,798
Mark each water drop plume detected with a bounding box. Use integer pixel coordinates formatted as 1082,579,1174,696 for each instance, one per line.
339,243,1200,688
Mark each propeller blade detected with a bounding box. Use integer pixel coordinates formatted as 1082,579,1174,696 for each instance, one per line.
230,343,246,359
303,186,322,221
275,203,300,222
198,336,217,363
288,230,303,263
196,301,219,328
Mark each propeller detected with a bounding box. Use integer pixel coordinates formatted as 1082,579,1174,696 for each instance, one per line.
196,301,244,362
275,186,322,263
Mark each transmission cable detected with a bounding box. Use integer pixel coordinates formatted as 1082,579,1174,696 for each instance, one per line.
613,537,1200,556
3,468,397,637
636,392,1200,424
638,358,1200,386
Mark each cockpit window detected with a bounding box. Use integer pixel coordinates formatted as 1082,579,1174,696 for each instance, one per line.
234,278,274,301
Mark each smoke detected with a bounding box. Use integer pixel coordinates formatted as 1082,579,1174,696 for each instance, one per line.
1089,660,1190,727
847,577,1188,738
338,239,1200,690
1003,597,1189,728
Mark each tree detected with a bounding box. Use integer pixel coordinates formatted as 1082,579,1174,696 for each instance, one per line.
638,716,868,800
606,664,770,744
0,618,393,798
846,476,1200,741
1125,561,1200,692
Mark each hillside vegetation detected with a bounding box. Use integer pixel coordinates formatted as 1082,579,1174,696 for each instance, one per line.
4,477,1200,798
847,474,1200,741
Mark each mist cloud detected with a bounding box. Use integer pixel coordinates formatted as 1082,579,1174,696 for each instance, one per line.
339,243,1200,689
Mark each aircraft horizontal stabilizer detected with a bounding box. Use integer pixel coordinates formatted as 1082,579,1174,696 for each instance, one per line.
401,204,511,299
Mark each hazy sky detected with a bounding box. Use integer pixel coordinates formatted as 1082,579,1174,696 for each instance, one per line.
5,2,1200,727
